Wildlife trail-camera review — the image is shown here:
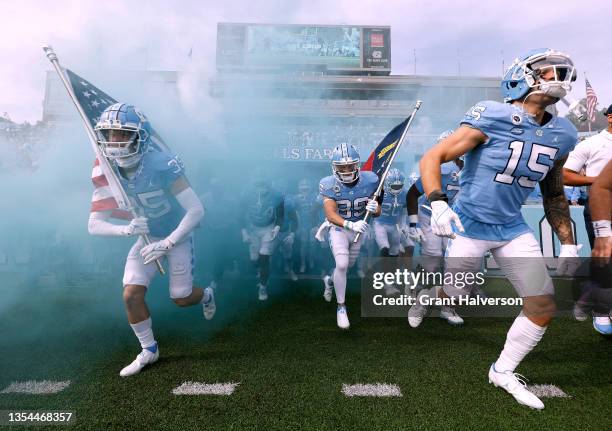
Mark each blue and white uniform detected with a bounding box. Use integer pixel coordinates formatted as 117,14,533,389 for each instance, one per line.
243,186,284,259
414,162,461,257
319,171,378,264
444,100,577,297
374,189,408,255
120,150,194,299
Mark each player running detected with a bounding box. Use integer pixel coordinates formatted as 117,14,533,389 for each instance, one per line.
318,143,382,329
87,103,215,377
412,49,580,409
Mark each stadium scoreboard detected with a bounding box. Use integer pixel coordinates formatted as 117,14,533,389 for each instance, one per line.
216,23,391,74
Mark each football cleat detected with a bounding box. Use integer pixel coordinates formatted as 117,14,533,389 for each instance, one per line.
337,305,350,329
119,346,159,377
488,363,544,410
440,306,464,325
593,316,612,335
258,283,268,301
573,302,590,322
287,269,298,282
408,287,433,328
323,275,333,302
203,287,216,320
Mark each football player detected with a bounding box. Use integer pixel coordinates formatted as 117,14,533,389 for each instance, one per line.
407,139,465,325
87,103,215,377
292,179,319,273
241,176,284,300
373,168,408,295
412,49,580,409
278,193,299,281
319,143,382,329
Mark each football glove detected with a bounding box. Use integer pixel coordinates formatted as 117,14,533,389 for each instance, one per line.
427,201,464,238
366,199,379,214
140,238,174,265
124,217,149,236
408,226,425,243
282,232,295,247
344,220,369,234
556,244,583,276
241,228,250,243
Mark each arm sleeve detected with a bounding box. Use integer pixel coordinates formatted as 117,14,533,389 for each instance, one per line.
166,187,205,245
88,211,128,236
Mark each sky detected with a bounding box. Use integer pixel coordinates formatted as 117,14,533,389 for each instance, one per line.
1,0,610,123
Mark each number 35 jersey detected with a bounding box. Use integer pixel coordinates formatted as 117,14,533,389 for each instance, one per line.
319,171,379,222
456,100,577,225
114,150,186,238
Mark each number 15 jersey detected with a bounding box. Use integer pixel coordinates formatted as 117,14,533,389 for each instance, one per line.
456,100,577,225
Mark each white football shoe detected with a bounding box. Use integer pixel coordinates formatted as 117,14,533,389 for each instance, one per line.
119,346,159,377
287,269,298,282
323,275,333,302
203,287,216,320
573,303,590,322
337,305,350,329
258,283,268,301
488,363,544,410
407,287,434,328
440,306,464,326
593,315,612,335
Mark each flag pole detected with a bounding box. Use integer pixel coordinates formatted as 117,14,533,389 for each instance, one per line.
354,100,423,243
42,45,165,275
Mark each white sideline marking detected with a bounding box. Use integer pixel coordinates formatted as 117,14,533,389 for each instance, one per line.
342,383,402,397
172,382,239,396
527,384,570,398
0,380,71,394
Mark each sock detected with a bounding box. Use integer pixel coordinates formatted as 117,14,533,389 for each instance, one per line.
130,317,156,351
332,255,349,304
495,314,546,373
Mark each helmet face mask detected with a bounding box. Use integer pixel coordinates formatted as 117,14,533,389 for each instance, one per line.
95,103,151,168
384,168,405,195
331,143,360,184
501,49,576,103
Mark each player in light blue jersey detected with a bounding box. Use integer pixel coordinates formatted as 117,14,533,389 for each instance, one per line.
241,175,284,300
291,179,319,273
318,143,382,329
407,134,466,325
414,49,581,410
87,103,215,377
372,169,409,295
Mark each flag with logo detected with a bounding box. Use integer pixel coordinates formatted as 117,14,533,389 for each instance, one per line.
361,117,410,184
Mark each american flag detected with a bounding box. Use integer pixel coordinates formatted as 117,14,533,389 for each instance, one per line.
65,69,170,218
585,77,598,123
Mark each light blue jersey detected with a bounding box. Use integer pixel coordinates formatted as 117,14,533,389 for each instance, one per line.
114,150,186,238
455,100,577,240
243,187,283,227
288,192,319,231
319,171,379,222
414,163,461,209
378,189,407,225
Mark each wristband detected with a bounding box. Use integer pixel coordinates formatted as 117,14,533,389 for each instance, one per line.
408,215,419,225
428,190,448,203
592,220,612,238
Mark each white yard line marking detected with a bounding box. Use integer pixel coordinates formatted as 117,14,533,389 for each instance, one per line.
527,384,570,398
342,383,402,397
172,382,239,396
0,380,71,395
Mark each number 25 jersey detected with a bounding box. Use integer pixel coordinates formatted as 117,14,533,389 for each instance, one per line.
456,100,577,225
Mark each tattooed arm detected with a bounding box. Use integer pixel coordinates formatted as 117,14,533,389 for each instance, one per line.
540,156,575,245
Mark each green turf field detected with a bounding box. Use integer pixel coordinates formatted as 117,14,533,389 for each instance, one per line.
0,277,610,430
